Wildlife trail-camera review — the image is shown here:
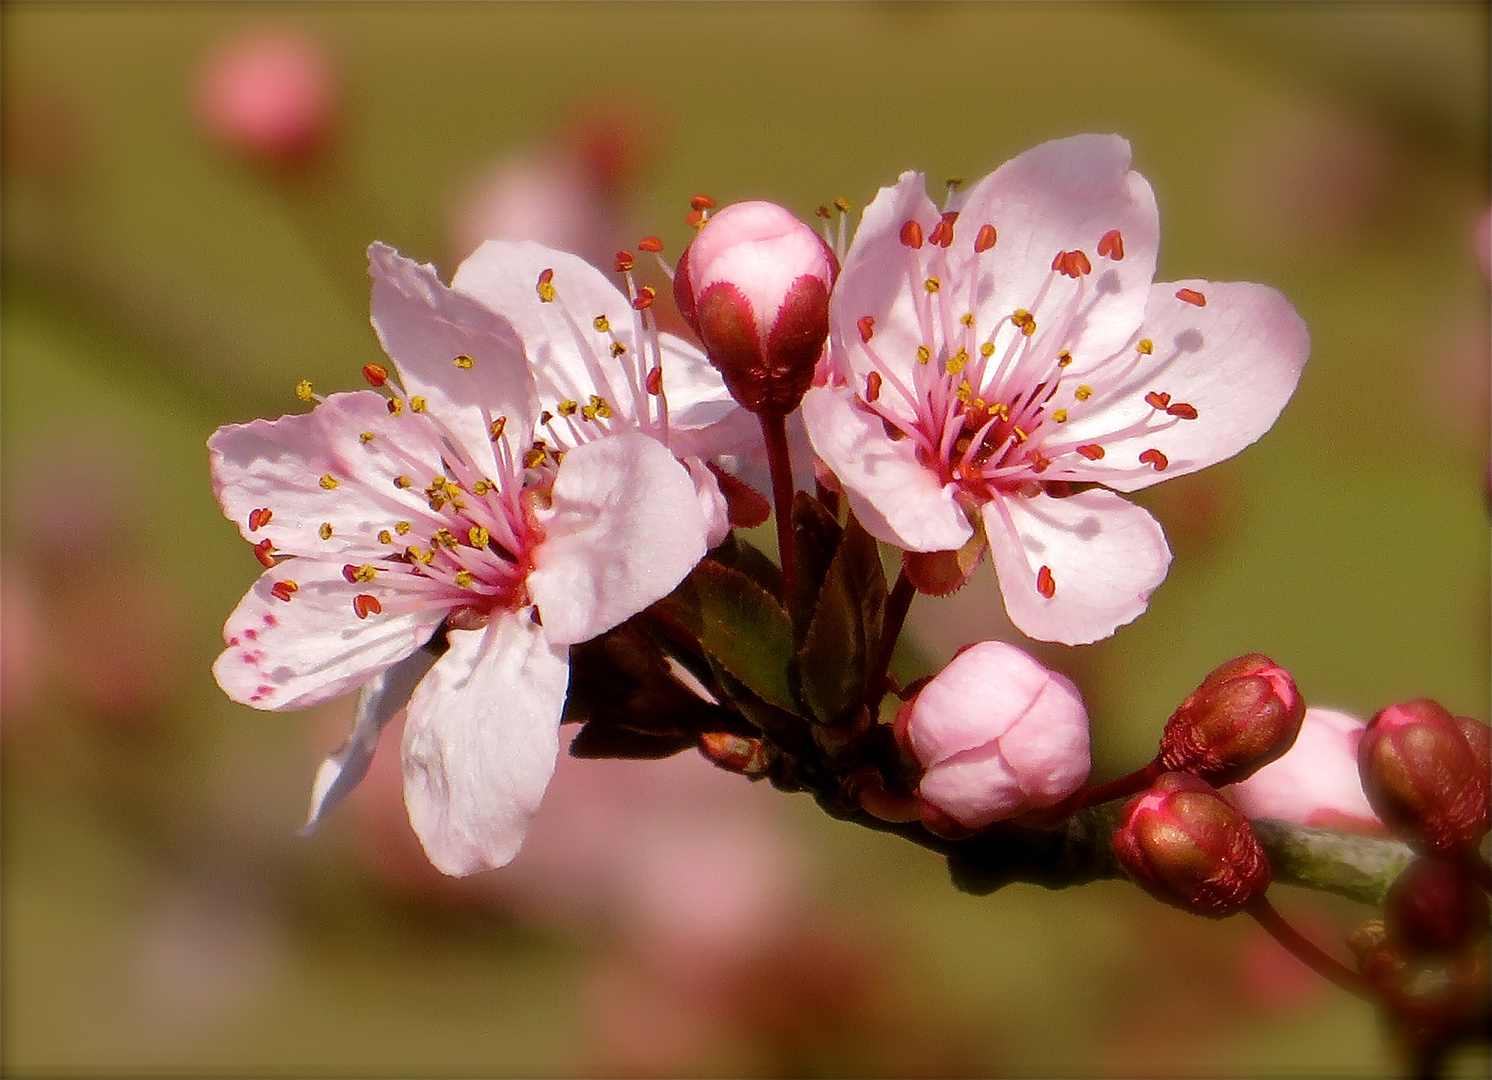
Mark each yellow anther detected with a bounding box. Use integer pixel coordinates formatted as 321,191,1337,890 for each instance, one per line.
610,341,627,358
955,381,972,403
359,432,376,445
409,396,427,413
593,315,611,333
916,345,932,365
378,529,393,544
489,417,506,441
924,277,941,293
971,397,986,411
319,522,334,540
524,447,547,468
1057,349,1073,367
580,403,597,421
960,312,976,328
395,521,412,535
394,475,412,489
945,176,965,191
980,342,996,358
557,400,579,417
319,474,339,490
537,280,557,303
833,197,852,213
590,394,613,419
1051,408,1069,423
1011,309,1036,336
991,402,1011,421
1075,385,1093,401
1136,338,1154,355
945,347,968,375
387,397,404,415
468,526,490,548
472,479,491,496
455,569,474,589
432,528,458,549
295,379,314,402
453,354,475,369
1013,427,1029,443
406,545,433,565
352,564,378,583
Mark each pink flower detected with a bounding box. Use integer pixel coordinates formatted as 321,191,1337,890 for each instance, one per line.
195,30,336,164
896,641,1090,830
674,200,838,415
1224,708,1385,834
803,135,1310,644
211,242,728,875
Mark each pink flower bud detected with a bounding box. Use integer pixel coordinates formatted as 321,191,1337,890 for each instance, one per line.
673,201,837,415
1358,699,1491,857
1225,708,1385,834
1113,772,1272,918
1383,856,1490,959
1158,653,1306,786
896,641,1090,831
195,30,336,165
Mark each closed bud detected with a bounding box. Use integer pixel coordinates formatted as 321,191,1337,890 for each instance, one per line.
897,641,1090,831
1113,772,1272,918
673,201,837,415
1358,699,1491,856
1159,653,1306,786
698,731,770,777
1383,857,1490,959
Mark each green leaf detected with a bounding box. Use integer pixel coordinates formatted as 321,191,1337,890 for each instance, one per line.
789,492,842,646
687,558,802,716
796,514,888,726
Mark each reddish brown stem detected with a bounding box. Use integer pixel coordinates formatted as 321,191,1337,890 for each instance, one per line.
1246,895,1404,1008
866,568,915,711
759,408,796,604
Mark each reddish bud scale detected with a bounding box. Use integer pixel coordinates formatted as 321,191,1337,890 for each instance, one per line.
1158,653,1306,786
1358,699,1491,856
699,731,769,776
1113,772,1272,918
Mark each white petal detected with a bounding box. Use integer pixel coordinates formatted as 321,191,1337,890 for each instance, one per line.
802,385,972,552
982,488,1171,646
301,646,440,833
213,560,447,712
401,614,569,875
527,433,709,646
1051,280,1310,492
368,242,537,469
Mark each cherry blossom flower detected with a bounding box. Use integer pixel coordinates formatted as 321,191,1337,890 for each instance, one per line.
803,135,1310,644
211,241,732,874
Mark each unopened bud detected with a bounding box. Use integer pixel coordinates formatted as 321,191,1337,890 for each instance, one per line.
698,731,770,777
1113,772,1272,918
673,200,837,415
1358,699,1491,856
1383,857,1490,959
195,30,337,166
897,641,1090,831
1159,653,1305,785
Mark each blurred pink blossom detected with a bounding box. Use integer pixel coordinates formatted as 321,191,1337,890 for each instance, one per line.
195,30,336,164
1224,707,1385,834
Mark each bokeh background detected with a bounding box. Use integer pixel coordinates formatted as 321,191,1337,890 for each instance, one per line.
3,3,1488,1076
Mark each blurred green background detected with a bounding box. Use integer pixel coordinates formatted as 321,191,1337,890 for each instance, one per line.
2,2,1488,1076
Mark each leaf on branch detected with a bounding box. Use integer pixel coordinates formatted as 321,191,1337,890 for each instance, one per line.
568,723,698,761
796,513,888,726
680,558,803,716
789,492,842,645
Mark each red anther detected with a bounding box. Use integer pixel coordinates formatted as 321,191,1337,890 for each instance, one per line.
1052,250,1092,277
614,250,635,272
270,580,298,602
536,267,556,301
352,593,382,619
1166,402,1199,420
814,205,832,219
645,367,663,395
1176,287,1207,307
1144,390,1172,410
974,224,997,253
362,363,389,387
865,370,883,402
1028,450,1052,473
637,235,664,253
1097,229,1125,260
1035,565,1056,599
254,538,276,567
690,194,716,212
899,219,924,249
341,563,360,583
857,315,875,343
1140,448,1169,470
1077,444,1105,460
685,209,706,229
929,210,959,248
248,507,272,532
631,285,657,311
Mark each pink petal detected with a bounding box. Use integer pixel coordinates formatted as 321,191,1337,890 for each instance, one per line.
948,134,1159,367
827,171,942,423
982,488,1171,645
1002,695,1092,805
210,390,457,560
213,559,447,712
683,457,732,549
368,243,536,469
906,641,1051,766
1055,280,1309,492
921,747,1024,827
401,614,569,875
1225,707,1384,833
801,385,972,553
527,433,709,646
